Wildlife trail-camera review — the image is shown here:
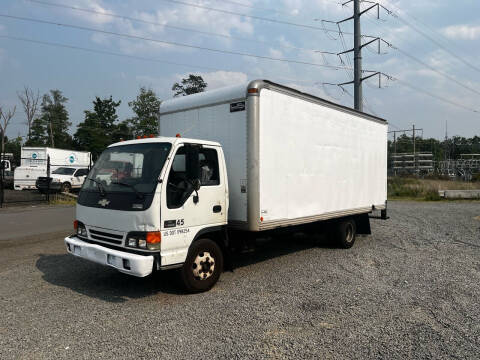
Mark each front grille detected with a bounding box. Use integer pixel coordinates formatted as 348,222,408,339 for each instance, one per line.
36,177,50,186
89,229,123,245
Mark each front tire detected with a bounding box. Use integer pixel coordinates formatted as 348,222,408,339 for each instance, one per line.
180,238,223,293
61,182,71,193
333,218,357,249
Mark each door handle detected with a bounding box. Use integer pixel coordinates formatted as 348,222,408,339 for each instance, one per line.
213,205,221,213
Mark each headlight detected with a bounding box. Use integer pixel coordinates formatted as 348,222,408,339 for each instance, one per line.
75,221,87,237
126,232,161,250
127,237,138,247
52,178,62,183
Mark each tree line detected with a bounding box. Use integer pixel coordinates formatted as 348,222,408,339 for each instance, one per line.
388,134,480,166
0,75,207,163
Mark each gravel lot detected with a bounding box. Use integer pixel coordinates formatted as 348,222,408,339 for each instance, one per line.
0,201,479,359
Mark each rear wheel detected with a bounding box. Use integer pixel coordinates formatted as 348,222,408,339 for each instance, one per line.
180,238,223,293
61,182,71,193
333,218,357,249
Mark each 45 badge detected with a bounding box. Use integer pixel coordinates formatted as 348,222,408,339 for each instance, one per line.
164,219,185,228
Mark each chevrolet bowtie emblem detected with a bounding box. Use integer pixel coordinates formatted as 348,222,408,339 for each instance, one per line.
98,198,110,207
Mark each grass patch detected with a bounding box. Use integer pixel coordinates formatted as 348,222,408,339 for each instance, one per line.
49,193,77,206
388,176,480,201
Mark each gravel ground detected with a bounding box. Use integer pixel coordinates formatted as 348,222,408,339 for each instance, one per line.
0,201,479,359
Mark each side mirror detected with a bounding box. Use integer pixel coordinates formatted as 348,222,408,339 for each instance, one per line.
192,178,201,191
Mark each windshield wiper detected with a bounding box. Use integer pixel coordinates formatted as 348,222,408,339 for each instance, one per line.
111,181,144,199
88,177,106,197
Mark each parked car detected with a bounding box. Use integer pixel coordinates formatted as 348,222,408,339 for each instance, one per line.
36,167,90,193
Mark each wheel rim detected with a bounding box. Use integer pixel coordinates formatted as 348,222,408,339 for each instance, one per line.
192,251,215,280
345,223,354,243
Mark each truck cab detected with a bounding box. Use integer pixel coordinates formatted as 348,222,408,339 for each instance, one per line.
1,159,11,172
65,136,228,292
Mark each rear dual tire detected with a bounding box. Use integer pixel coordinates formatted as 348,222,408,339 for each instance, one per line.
180,238,224,293
333,218,357,249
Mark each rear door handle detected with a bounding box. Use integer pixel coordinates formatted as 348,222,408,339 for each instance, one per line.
213,205,221,213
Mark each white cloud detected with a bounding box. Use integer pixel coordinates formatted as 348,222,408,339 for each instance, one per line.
69,0,114,25
196,71,248,89
443,24,480,40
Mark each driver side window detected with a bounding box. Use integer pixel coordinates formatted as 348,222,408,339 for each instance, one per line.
167,147,191,209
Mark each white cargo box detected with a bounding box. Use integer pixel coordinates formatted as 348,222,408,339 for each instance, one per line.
160,80,387,231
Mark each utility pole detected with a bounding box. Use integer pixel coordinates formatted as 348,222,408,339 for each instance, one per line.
393,131,397,176
321,1,393,113
353,0,362,111
412,124,416,172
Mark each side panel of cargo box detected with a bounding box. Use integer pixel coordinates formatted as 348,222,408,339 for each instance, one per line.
159,96,249,224
257,88,387,230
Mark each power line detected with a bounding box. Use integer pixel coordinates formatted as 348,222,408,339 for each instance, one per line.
348,5,480,97
0,14,357,71
0,34,219,71
391,76,479,113
210,0,296,17
0,34,326,86
379,3,480,73
26,0,336,55
391,45,480,96
378,0,478,63
157,0,329,31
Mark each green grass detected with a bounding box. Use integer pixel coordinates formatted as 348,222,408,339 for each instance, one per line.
388,176,480,201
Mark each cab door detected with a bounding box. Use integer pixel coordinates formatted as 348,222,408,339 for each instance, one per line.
73,168,88,188
159,143,227,266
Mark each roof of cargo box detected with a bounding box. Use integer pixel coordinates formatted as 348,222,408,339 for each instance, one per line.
160,83,247,115
160,79,387,124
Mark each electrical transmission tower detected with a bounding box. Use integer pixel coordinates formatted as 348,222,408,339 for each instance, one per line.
322,0,392,112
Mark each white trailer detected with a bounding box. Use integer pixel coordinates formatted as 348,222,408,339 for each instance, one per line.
64,80,388,292
14,147,91,190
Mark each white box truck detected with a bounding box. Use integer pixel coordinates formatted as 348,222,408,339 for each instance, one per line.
65,80,387,292
14,147,91,190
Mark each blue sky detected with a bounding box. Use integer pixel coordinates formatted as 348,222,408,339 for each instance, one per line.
1,0,479,142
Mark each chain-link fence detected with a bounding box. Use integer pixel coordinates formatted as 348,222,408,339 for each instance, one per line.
0,154,52,207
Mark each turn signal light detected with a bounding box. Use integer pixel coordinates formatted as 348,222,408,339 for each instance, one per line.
248,88,258,93
176,133,181,138
73,220,79,230
146,231,161,244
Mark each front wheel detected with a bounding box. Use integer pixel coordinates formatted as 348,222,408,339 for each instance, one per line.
61,182,71,193
180,238,224,293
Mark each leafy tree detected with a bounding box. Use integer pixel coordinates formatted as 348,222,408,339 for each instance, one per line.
39,90,72,148
127,87,160,136
25,118,49,146
172,74,207,97
74,96,121,159
3,136,23,167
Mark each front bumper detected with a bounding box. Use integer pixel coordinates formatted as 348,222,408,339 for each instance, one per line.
36,182,62,191
64,236,154,277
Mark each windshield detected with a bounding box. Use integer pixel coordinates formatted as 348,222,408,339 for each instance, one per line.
53,167,76,175
82,142,172,195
